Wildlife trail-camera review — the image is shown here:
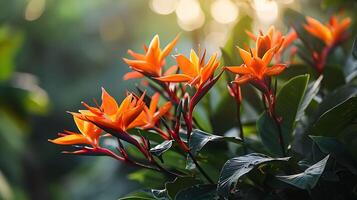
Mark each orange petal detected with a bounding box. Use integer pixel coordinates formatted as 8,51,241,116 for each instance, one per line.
164,65,178,76
226,65,252,75
256,35,271,58
49,134,90,146
127,49,145,60
123,58,157,75
156,74,192,82
249,57,265,79
160,34,180,61
149,93,160,114
146,35,161,66
305,17,332,45
262,47,276,66
238,48,252,65
153,102,172,122
265,64,286,76
201,53,219,83
245,30,257,41
123,71,144,80
73,116,86,135
175,54,197,77
101,88,119,116
232,75,253,85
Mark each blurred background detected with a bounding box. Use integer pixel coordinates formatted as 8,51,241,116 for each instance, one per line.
0,0,355,199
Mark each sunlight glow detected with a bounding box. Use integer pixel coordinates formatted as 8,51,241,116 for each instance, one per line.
150,0,178,15
254,0,279,24
25,0,46,21
176,0,205,31
210,0,239,24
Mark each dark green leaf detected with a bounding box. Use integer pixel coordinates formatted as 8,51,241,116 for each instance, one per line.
311,97,357,137
187,129,242,169
258,75,309,155
353,37,357,59
150,140,173,157
189,129,242,156
175,184,217,200
296,75,323,121
310,136,357,174
217,153,290,196
165,177,201,200
276,155,330,190
322,65,346,90
315,85,357,117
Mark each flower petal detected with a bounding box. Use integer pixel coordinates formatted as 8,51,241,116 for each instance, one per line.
149,93,160,115
164,65,178,76
238,48,252,65
156,74,192,82
101,88,119,116
175,54,197,77
123,71,144,80
232,75,253,85
265,64,286,76
225,65,252,74
160,34,180,61
49,134,90,146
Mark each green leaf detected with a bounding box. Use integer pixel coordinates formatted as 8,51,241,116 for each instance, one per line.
187,129,242,169
148,189,170,200
150,140,173,157
311,97,357,137
353,37,357,59
222,15,252,66
315,85,357,117
128,169,165,188
0,26,23,82
296,75,323,121
258,75,309,155
217,153,290,197
322,65,346,91
310,136,357,174
189,129,242,156
165,177,201,199
175,184,217,200
276,155,330,190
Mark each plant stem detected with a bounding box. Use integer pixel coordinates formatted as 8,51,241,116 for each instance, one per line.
236,102,247,154
271,112,286,157
187,151,214,184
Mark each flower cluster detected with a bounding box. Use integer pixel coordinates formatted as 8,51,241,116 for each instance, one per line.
50,14,351,180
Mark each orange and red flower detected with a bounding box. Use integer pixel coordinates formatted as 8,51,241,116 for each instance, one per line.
225,38,286,85
156,49,220,89
246,26,297,62
49,116,102,148
123,34,179,80
304,15,351,46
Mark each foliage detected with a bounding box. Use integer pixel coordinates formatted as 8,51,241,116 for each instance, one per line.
44,1,357,200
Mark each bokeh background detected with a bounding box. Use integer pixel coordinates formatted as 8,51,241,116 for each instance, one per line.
0,0,355,199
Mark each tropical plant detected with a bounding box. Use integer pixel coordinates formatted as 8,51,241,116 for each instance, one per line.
50,9,357,200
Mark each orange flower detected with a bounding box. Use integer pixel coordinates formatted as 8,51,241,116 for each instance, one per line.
304,15,351,46
78,88,146,134
225,43,286,85
49,116,102,148
246,26,297,62
123,34,179,80
156,49,220,89
140,92,172,129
